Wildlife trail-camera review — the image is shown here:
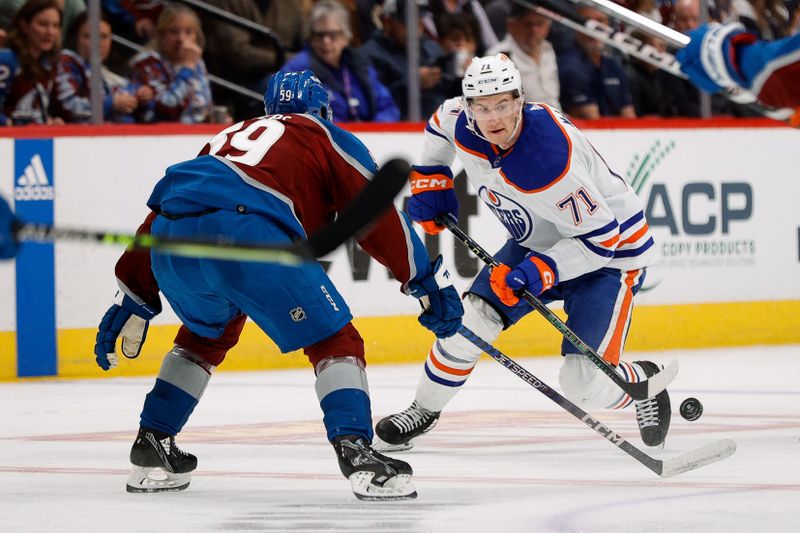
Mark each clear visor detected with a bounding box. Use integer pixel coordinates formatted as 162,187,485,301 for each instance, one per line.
467,96,521,121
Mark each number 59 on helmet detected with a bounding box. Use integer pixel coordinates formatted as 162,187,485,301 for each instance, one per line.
264,70,333,121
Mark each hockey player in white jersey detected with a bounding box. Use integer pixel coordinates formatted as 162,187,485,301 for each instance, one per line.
376,54,672,451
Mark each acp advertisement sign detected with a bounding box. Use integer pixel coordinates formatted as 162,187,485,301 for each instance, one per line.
585,129,798,304
351,127,799,309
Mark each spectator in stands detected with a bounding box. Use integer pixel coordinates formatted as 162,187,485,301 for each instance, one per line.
102,0,162,43
672,0,702,33
483,0,510,41
669,0,741,117
436,12,478,98
670,0,732,31
1,4,10,50
557,5,636,119
202,0,302,82
54,10,144,123
98,0,162,76
627,0,663,23
361,0,447,119
424,0,498,53
730,0,791,39
281,0,399,122
487,3,559,109
350,0,382,45
201,0,302,118
1,0,85,45
129,4,212,123
485,0,579,55
625,31,699,116
0,0,63,125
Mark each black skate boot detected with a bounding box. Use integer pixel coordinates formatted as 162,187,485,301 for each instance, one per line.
126,427,197,493
332,435,417,501
374,401,440,451
634,361,672,447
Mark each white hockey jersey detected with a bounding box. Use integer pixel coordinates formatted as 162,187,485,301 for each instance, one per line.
421,98,658,282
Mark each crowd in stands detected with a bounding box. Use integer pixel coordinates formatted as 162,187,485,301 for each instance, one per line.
1,0,799,126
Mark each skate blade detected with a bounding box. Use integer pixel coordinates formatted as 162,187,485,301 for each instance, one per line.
349,472,417,501
372,436,414,453
126,466,191,493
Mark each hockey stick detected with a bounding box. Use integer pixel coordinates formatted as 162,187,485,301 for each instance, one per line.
12,158,411,265
458,325,736,477
512,0,796,123
436,214,678,401
553,0,690,48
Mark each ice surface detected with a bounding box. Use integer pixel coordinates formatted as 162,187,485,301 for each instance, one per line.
1,345,798,532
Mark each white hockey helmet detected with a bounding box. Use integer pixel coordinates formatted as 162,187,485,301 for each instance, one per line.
461,53,524,145
461,53,523,101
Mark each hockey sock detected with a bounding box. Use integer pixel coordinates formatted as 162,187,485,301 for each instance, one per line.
608,361,649,410
415,294,503,412
315,356,373,442
559,354,649,410
415,340,477,411
139,347,212,435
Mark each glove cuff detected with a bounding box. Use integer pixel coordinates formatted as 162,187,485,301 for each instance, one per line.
116,291,159,320
404,254,451,297
525,252,558,289
431,255,453,289
700,22,750,90
410,168,454,194
419,220,445,235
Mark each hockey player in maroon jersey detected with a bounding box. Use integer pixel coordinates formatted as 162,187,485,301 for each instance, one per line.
92,71,463,499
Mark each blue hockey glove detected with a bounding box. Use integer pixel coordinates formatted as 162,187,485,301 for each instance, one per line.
676,23,757,96
0,196,19,260
405,255,463,338
408,165,458,235
94,291,159,370
490,252,558,306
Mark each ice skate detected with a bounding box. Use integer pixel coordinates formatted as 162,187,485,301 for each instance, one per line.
374,401,440,451
634,361,672,447
332,435,417,501
126,427,197,493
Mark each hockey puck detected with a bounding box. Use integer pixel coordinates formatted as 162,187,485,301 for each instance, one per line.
680,397,703,421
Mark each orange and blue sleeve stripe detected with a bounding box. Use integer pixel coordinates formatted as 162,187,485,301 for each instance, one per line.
578,220,620,259
614,212,655,258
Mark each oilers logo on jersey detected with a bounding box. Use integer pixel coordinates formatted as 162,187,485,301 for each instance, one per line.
478,186,533,241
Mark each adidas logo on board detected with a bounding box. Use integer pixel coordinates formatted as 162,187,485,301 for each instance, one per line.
15,154,54,201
